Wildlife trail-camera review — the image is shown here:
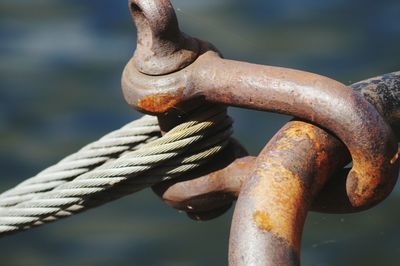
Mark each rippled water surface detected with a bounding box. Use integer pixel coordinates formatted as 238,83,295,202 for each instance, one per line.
1,0,400,265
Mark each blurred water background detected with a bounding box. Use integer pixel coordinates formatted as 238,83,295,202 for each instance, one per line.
0,0,400,265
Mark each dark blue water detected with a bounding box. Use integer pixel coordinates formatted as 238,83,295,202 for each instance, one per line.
1,0,399,265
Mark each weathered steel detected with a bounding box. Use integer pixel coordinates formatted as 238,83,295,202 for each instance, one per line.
153,72,400,216
230,120,344,265
123,0,399,210
128,0,200,75
122,0,400,264
153,73,400,265
229,73,400,265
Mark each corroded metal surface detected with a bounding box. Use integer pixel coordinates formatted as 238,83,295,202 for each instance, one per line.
229,120,341,265
352,72,400,139
123,0,398,209
122,0,400,265
128,0,200,75
229,72,400,264
153,73,400,215
153,74,400,265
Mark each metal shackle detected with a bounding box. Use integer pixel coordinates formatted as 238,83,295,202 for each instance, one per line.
122,0,399,209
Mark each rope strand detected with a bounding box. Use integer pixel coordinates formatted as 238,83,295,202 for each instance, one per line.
0,105,232,235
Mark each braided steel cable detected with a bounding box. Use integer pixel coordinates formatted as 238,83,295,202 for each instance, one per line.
0,115,160,207
0,105,233,235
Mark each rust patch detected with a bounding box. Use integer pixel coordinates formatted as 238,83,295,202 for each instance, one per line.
250,165,306,249
283,122,315,140
281,121,322,152
272,137,294,151
253,211,273,232
138,93,182,113
348,153,390,207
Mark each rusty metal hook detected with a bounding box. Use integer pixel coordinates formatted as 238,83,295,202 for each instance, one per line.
152,72,400,216
121,1,400,265
152,72,400,265
122,0,399,209
229,74,400,265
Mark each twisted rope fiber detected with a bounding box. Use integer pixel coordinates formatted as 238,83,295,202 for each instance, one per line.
0,115,160,207
31,124,232,228
0,105,233,235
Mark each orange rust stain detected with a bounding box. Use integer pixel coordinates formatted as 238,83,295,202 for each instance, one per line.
283,122,321,149
281,121,335,194
138,93,182,113
283,122,314,138
267,121,323,154
282,125,304,139
315,150,328,168
250,165,306,250
348,153,388,206
253,211,273,232
273,139,294,151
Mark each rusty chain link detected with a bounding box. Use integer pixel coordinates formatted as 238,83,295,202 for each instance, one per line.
122,0,400,265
